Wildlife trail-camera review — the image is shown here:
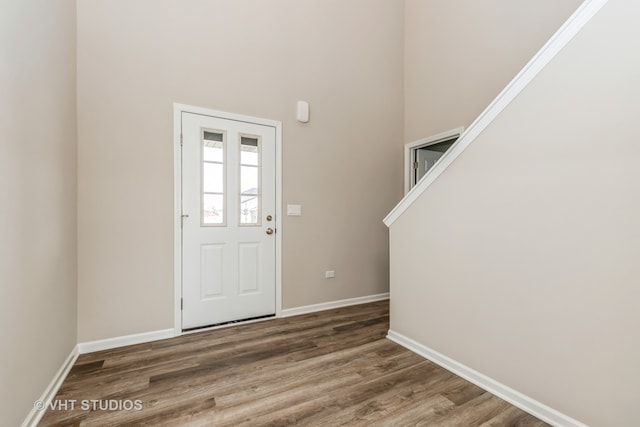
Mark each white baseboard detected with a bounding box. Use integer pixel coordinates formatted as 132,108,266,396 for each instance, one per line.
78,328,175,354
22,345,79,427
386,330,588,427
281,293,389,318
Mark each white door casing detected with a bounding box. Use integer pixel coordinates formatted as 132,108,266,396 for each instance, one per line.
403,127,464,194
175,106,281,331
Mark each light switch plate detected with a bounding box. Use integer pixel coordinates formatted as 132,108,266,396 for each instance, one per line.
287,204,302,216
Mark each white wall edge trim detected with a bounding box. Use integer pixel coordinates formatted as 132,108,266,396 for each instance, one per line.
281,293,389,318
172,103,284,334
22,345,79,427
384,0,609,227
386,330,588,427
78,329,175,354
173,104,183,337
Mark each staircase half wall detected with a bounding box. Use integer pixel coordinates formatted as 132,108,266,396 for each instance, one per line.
385,0,639,425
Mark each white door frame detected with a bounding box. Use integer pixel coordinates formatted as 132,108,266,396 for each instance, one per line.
404,127,464,195
173,103,283,335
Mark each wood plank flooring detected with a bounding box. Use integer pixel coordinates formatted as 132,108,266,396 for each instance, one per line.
39,301,549,426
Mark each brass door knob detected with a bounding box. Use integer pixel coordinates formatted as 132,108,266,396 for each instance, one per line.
266,228,274,235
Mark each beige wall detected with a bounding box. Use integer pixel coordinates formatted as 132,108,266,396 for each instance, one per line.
404,0,581,142
77,0,404,341
0,0,77,425
390,1,640,425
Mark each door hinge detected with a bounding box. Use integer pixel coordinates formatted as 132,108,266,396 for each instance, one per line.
180,133,183,146
413,161,419,170
181,298,183,310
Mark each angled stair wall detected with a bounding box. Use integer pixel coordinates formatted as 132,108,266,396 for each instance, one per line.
386,1,640,425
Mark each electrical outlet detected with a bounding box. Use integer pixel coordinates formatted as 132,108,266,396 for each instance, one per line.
325,270,335,279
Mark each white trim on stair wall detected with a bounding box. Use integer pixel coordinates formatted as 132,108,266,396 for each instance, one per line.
387,330,588,427
384,0,609,227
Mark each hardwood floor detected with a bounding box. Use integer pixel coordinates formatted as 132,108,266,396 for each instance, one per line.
39,301,548,426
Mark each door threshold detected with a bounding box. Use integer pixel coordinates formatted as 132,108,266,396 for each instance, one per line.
182,313,276,334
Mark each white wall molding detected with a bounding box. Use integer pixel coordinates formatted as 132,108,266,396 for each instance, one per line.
387,330,588,427
384,0,609,227
281,293,389,318
78,329,175,354
173,104,183,336
21,345,79,427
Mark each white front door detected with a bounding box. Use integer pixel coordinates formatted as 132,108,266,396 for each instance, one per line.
181,111,276,330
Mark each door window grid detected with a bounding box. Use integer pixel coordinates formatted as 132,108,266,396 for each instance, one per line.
201,130,226,226
239,135,261,226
